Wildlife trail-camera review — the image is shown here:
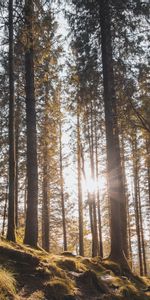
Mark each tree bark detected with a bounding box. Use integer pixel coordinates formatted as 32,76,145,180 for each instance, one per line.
2,181,8,236
99,0,128,265
132,133,143,275
24,0,38,247
59,115,67,252
77,101,84,256
42,145,50,252
94,103,103,257
7,0,16,242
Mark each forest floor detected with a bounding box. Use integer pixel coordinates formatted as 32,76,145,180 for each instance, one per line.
0,239,150,300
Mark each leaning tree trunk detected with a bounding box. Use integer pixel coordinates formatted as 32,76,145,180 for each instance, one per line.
7,0,16,242
99,0,128,266
24,0,38,247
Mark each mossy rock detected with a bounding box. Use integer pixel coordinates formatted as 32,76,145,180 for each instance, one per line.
76,270,108,294
61,251,76,257
81,257,105,274
119,284,148,300
102,260,121,275
57,259,77,272
45,277,74,300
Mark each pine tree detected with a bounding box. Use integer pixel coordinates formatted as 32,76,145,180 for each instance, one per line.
7,0,16,242
24,0,38,247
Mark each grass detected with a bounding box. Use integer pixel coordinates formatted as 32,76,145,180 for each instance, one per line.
0,268,16,299
56,258,77,272
44,277,74,300
0,238,150,300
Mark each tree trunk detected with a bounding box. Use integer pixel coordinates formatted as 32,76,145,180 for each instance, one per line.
15,96,20,228
99,0,128,265
77,102,84,256
145,138,150,208
24,0,38,247
138,177,147,275
59,115,67,252
120,133,129,258
94,103,103,257
42,145,50,252
132,133,143,275
7,0,16,242
2,182,8,236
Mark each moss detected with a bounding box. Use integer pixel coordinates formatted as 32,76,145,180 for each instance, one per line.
81,257,105,274
0,268,16,299
102,260,121,275
56,259,77,272
28,290,45,300
61,252,76,257
119,283,140,299
45,277,74,300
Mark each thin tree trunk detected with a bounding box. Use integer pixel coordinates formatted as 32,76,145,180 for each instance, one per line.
138,178,147,275
120,133,129,258
145,138,150,208
24,0,38,247
86,103,98,257
94,103,103,257
132,133,143,275
7,0,16,242
99,0,128,265
15,97,19,228
2,182,8,236
80,143,94,256
59,116,67,252
127,199,133,269
77,101,84,256
42,145,50,252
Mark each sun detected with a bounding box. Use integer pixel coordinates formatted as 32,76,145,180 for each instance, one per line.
82,175,106,195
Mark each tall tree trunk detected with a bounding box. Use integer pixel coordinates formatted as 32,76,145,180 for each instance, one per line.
145,138,150,208
42,145,50,252
77,102,84,256
132,133,143,275
7,0,16,242
99,0,128,265
120,133,129,258
24,0,38,247
86,104,98,257
2,181,8,236
15,96,20,228
138,178,147,275
80,143,94,256
90,101,98,257
59,116,67,252
94,102,103,257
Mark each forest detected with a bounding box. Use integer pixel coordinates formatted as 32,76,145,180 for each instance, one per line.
0,0,150,299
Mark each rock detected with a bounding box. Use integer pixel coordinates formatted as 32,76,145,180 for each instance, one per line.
63,295,76,300
76,270,109,294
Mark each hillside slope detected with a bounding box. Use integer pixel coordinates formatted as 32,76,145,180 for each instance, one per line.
0,239,150,300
